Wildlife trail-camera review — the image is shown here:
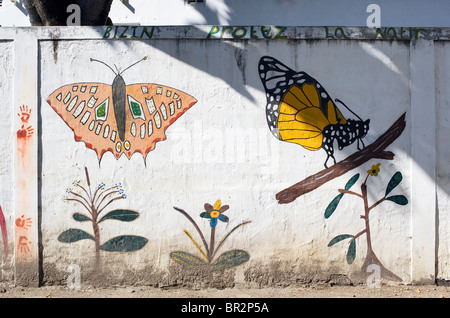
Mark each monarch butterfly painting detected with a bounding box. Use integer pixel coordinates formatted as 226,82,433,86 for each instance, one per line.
47,57,197,162
258,56,370,168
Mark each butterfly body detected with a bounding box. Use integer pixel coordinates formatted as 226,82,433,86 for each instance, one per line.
112,75,127,142
47,58,197,161
258,56,369,168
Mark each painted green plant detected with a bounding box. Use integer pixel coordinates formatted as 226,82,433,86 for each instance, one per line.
325,163,408,282
171,200,251,271
58,167,148,268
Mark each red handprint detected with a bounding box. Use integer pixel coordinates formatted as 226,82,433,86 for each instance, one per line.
15,215,32,230
17,105,34,139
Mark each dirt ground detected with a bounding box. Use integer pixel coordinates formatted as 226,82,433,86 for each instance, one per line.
0,282,448,298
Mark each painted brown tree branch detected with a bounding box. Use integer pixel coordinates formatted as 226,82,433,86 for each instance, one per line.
276,112,407,204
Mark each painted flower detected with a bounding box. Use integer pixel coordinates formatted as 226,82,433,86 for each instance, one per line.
367,163,381,176
200,200,229,228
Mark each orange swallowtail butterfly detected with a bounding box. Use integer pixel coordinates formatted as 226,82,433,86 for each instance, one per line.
47,57,198,162
258,56,370,168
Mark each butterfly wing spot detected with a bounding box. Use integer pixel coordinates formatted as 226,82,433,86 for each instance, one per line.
110,130,117,142
103,125,110,139
166,90,172,97
95,98,109,121
130,122,137,137
128,95,146,120
90,86,98,94
154,112,161,129
80,111,91,125
140,124,146,139
115,142,122,153
56,93,62,101
63,92,71,104
72,85,78,92
156,87,163,95
95,123,103,136
87,96,98,108
160,103,168,121
141,86,148,94
66,96,78,112
80,85,87,93
124,140,131,151
73,101,85,118
146,97,156,114
88,120,95,131
148,120,153,136
176,100,182,109
169,102,175,116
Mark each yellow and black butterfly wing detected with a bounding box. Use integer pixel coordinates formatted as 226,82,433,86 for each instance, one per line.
258,56,347,150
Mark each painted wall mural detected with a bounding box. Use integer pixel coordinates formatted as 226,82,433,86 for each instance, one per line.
258,56,406,204
325,163,408,282
258,56,409,282
170,200,251,271
46,57,198,162
58,167,148,269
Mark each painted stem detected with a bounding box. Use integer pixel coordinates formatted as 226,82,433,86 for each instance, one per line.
360,182,402,282
173,207,210,257
85,168,101,269
209,227,216,263
92,218,101,269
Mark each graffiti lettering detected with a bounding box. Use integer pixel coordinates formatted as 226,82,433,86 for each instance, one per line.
375,27,428,40
324,26,429,40
103,26,154,39
207,26,287,39
324,26,350,39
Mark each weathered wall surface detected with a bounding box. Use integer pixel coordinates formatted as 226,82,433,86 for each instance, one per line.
0,26,448,288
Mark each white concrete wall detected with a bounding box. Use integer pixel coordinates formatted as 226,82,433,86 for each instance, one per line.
0,26,447,287
436,41,450,281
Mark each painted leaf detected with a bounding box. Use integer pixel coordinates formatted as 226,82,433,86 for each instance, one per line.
346,240,356,264
386,195,408,205
385,172,403,196
324,193,344,219
98,209,139,223
170,251,206,268
58,229,95,243
72,213,90,222
99,235,148,252
345,173,360,190
327,234,354,247
210,250,250,271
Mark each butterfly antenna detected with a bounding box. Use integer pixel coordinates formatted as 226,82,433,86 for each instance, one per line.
335,98,363,121
90,58,117,76
119,56,148,75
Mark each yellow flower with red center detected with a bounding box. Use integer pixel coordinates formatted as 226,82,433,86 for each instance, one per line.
200,200,229,228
